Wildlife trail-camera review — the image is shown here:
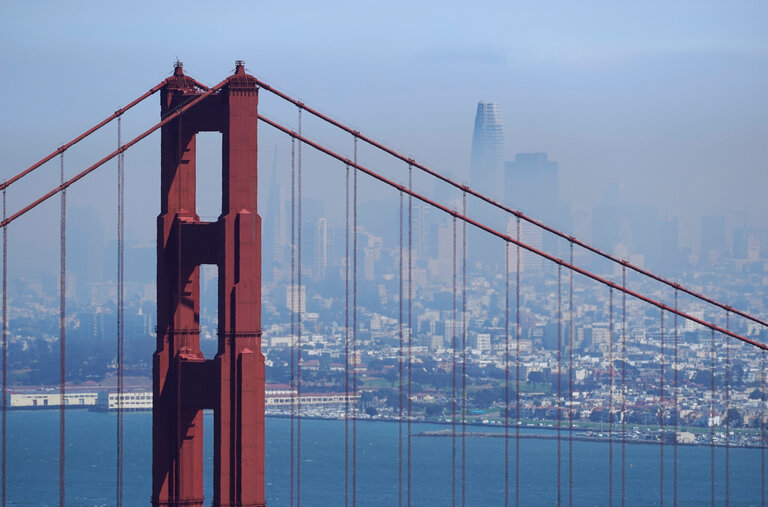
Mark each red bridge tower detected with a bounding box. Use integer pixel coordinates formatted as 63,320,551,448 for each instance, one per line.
153,61,265,507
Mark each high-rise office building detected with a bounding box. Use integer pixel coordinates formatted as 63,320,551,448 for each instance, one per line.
506,218,543,272
470,102,504,197
314,217,328,280
505,153,559,222
263,145,289,282
701,214,726,263
505,152,571,260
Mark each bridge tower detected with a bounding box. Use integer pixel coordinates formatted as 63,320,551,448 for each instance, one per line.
153,61,265,507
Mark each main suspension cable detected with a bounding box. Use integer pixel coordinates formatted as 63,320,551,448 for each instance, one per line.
252,78,768,332
2,79,230,231
258,114,768,349
0,79,171,194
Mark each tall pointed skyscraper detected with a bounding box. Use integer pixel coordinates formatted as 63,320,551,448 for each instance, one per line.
470,102,504,197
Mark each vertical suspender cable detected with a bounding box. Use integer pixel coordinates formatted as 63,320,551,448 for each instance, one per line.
659,308,665,507
1,186,5,507
557,265,562,507
289,138,296,507
116,116,125,507
1,186,6,507
710,326,716,507
352,136,359,507
762,348,765,507
609,286,614,507
461,191,467,507
515,218,521,507
452,215,457,507
398,192,404,507
621,266,626,507
673,290,678,507
174,116,183,504
406,164,413,507
59,152,67,507
504,238,509,507
568,243,574,507
724,311,730,507
343,162,350,507
297,109,303,507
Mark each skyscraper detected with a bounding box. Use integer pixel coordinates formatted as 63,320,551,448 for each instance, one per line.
470,102,504,197
504,152,573,262
506,218,543,272
314,217,328,280
504,153,559,221
263,145,288,282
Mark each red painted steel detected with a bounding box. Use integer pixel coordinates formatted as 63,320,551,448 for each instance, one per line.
152,61,265,507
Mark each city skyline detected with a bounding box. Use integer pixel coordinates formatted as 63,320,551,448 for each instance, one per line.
4,3,768,260
1,2,767,505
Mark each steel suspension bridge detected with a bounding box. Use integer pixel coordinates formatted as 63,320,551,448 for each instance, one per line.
0,61,766,506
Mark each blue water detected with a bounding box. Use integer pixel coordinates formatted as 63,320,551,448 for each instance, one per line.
3,410,764,505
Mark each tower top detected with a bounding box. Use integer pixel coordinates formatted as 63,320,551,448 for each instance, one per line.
173,60,184,76
235,60,246,74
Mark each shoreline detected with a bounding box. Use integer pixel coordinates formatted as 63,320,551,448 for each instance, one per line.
6,409,763,449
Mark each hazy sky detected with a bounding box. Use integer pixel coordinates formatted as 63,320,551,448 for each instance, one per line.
1,1,767,268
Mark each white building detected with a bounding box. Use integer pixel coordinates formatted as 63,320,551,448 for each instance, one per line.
8,392,98,408
266,392,360,407
474,333,491,354
265,384,359,407
95,391,153,411
286,285,306,313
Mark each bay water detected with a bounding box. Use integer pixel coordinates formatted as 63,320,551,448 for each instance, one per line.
4,410,763,505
